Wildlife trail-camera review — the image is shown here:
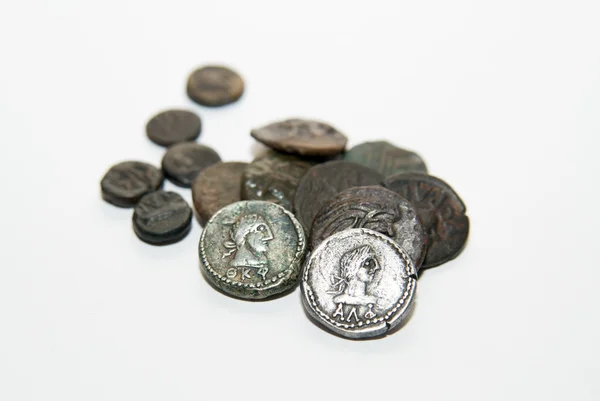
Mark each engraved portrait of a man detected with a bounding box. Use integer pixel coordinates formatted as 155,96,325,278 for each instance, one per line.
329,245,381,305
223,214,274,272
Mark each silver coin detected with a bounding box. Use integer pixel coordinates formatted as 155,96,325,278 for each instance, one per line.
199,200,307,300
301,228,417,339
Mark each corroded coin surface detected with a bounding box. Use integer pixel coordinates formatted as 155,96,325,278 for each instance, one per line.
344,141,427,177
251,118,348,157
186,65,244,107
162,143,221,187
101,161,164,208
146,109,201,147
242,151,314,211
199,201,306,300
383,172,469,268
132,191,192,245
310,186,427,269
301,228,417,339
191,162,248,226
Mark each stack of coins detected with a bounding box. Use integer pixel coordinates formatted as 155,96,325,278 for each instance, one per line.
101,64,470,340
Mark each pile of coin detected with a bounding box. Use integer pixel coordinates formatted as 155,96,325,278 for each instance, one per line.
101,65,470,340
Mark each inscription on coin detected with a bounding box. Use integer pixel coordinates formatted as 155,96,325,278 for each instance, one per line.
132,191,193,245
186,65,244,107
101,161,164,208
344,141,427,177
162,143,221,187
146,109,201,147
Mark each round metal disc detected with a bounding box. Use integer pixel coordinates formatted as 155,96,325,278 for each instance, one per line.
186,65,244,107
132,191,193,245
161,143,221,187
100,161,164,208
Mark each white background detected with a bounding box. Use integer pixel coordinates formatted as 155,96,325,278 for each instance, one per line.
0,1,599,400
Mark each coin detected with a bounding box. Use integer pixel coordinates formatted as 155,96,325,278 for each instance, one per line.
132,191,193,245
251,118,348,157
191,162,248,226
310,186,427,269
293,160,383,231
382,172,469,268
100,161,164,208
344,141,427,177
146,109,201,147
186,65,244,107
161,143,221,188
242,151,314,211
301,228,417,339
199,200,306,300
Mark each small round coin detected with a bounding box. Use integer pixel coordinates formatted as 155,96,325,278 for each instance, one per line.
310,186,428,269
132,191,193,245
293,160,383,231
161,143,221,187
383,172,469,268
191,162,248,226
186,65,244,107
100,161,164,208
301,228,417,339
251,118,348,157
146,109,201,147
344,141,428,177
199,200,307,300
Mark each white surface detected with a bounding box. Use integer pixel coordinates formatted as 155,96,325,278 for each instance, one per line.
0,1,599,400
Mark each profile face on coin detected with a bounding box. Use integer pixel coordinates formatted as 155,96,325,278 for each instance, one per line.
199,201,306,300
162,143,221,187
146,109,201,147
186,65,244,107
251,118,348,157
344,141,428,177
133,191,193,245
101,161,164,208
302,228,417,339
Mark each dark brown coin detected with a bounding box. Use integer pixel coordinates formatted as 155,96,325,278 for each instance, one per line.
382,172,469,268
251,118,348,157
293,161,383,231
133,191,193,245
146,109,201,147
344,141,428,177
186,65,244,107
161,143,221,188
242,151,314,211
100,161,164,208
310,186,428,269
191,162,248,226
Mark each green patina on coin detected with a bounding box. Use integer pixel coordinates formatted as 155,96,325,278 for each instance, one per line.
344,141,427,177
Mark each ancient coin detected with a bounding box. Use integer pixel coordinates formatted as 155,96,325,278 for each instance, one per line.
301,228,417,339
199,200,306,300
161,143,221,187
146,109,201,147
132,191,193,245
242,151,314,211
310,186,427,269
186,65,244,107
382,172,469,268
100,161,164,208
251,118,348,157
344,141,428,177
293,161,383,231
191,162,248,226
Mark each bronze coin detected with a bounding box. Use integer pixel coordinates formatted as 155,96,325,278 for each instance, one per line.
186,65,244,107
251,118,348,157
100,161,164,208
382,172,469,268
344,141,427,177
191,162,248,226
293,160,383,231
310,186,428,269
132,191,193,245
161,143,221,188
146,109,201,147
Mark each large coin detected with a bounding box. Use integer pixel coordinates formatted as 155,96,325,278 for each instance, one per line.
191,162,248,226
199,200,306,300
161,143,221,187
186,65,244,107
310,186,427,269
146,109,201,147
293,161,383,231
132,191,193,245
251,118,347,157
382,172,469,268
100,161,164,208
301,228,417,339
344,141,427,177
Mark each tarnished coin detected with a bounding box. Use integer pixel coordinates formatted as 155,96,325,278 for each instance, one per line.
100,161,164,208
293,161,383,231
383,172,469,268
344,141,428,177
132,191,193,245
161,143,221,187
199,200,306,300
191,162,248,226
146,109,201,147
186,65,244,107
310,186,427,269
242,151,314,211
251,118,348,157
301,228,417,339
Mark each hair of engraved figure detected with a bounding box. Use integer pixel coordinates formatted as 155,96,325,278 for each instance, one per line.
329,245,375,294
222,214,268,259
